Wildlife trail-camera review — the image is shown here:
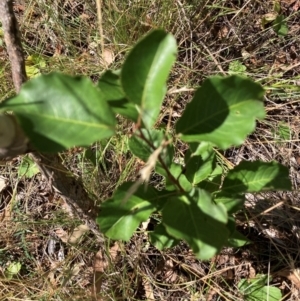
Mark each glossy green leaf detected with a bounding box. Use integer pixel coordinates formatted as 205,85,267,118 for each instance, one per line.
129,128,174,170
197,165,223,192
0,73,116,152
162,163,192,191
185,144,216,185
162,188,229,260
97,182,159,241
188,141,213,155
176,76,265,149
121,30,177,128
222,161,292,194
98,70,138,121
214,193,245,214
150,223,179,250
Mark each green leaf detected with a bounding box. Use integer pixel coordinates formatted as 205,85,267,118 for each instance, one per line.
185,144,216,185
98,70,138,121
83,148,99,166
0,73,116,152
188,141,212,155
162,188,229,260
238,275,282,301
121,30,177,128
227,230,250,248
228,60,247,75
18,155,40,178
225,216,250,247
97,182,159,241
150,223,179,249
197,164,223,192
274,121,290,141
214,193,245,214
5,262,22,280
222,161,292,194
25,55,46,79
162,163,192,191
226,216,237,234
128,128,174,170
274,1,281,14
273,15,288,36
176,76,265,149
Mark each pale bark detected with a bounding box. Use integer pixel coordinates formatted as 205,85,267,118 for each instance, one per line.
0,0,29,158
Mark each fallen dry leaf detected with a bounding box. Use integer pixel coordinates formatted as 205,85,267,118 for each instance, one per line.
92,243,120,300
94,250,108,273
293,0,300,11
163,259,178,283
0,176,7,192
55,228,69,243
48,261,62,288
206,287,218,301
13,4,25,12
61,262,84,287
275,268,300,289
143,277,155,301
217,26,229,38
92,249,108,301
68,224,90,244
262,12,277,22
79,13,90,20
55,224,90,244
109,242,121,261
101,48,114,66
59,197,74,217
249,263,256,278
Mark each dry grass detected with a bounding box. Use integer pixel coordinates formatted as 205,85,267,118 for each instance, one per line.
1,0,300,300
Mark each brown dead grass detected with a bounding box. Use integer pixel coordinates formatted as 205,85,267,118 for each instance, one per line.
1,0,300,300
